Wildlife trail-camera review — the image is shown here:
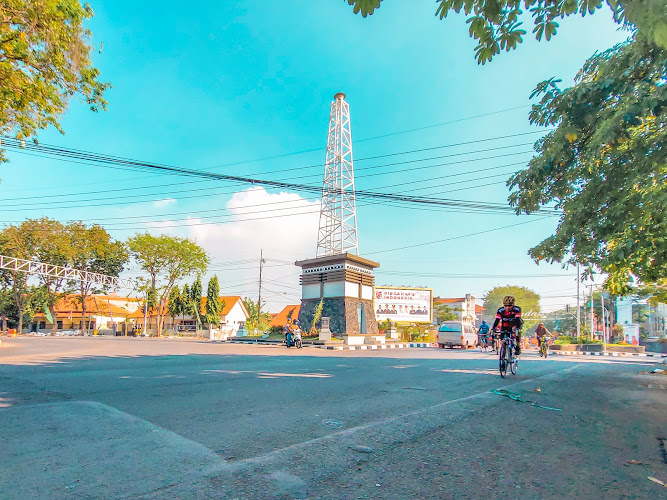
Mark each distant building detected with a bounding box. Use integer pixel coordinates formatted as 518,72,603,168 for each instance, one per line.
270,305,301,329
30,294,137,334
433,294,482,324
30,293,249,337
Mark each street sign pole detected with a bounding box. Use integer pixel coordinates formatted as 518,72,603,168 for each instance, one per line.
576,263,581,338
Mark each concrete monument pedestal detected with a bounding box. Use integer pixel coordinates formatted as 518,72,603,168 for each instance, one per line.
296,253,380,337
386,322,399,340
319,317,332,341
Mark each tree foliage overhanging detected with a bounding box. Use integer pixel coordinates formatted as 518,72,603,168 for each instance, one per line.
346,0,667,63
509,37,666,300
348,0,666,301
0,0,109,162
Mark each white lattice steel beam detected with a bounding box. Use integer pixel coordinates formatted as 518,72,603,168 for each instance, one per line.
316,92,359,257
0,255,133,289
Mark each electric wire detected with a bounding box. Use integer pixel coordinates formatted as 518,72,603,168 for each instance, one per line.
0,143,548,218
0,162,533,227
0,141,535,208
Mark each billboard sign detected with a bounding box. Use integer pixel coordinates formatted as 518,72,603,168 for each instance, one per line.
623,324,640,345
374,287,432,324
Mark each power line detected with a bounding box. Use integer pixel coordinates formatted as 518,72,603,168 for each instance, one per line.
0,178,554,232
0,140,554,219
366,217,554,255
0,141,535,208
2,105,536,197
0,162,533,226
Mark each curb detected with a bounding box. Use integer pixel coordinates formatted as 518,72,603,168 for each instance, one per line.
318,342,436,351
550,350,667,358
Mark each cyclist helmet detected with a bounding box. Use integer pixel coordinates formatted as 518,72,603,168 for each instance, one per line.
502,295,515,306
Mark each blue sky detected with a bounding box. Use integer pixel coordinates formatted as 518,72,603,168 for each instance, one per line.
2,1,628,313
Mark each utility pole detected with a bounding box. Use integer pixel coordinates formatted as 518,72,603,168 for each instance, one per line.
589,284,595,340
576,263,581,338
257,249,266,331
601,295,606,344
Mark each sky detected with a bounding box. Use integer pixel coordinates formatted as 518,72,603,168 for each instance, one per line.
2,1,629,314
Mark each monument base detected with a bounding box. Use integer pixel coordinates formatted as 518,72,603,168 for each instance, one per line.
342,334,387,346
298,297,378,337
386,326,399,340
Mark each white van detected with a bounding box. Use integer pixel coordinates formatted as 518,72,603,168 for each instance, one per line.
437,321,477,349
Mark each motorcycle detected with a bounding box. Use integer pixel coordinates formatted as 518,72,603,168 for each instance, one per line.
285,327,303,348
292,327,303,349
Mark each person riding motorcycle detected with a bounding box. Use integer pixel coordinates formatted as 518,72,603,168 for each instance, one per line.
284,320,294,347
491,295,523,355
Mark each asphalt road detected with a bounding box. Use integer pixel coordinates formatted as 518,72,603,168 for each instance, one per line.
0,337,665,499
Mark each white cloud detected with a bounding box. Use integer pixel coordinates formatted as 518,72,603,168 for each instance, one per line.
153,198,176,208
148,187,320,311
123,187,320,310
188,186,319,261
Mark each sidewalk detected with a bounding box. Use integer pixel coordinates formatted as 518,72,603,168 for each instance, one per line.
550,350,667,358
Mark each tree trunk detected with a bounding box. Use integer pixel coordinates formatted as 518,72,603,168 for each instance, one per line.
2,314,7,332
16,306,23,334
156,304,164,337
49,296,58,335
81,293,88,334
12,276,26,334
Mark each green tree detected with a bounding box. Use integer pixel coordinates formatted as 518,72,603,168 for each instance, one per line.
8,218,73,334
181,283,191,316
482,285,540,330
67,222,128,334
0,287,15,330
127,233,208,336
0,223,35,333
311,298,324,335
167,286,182,330
508,38,666,300
242,297,271,333
190,276,203,329
0,0,110,163
433,302,459,323
205,276,222,327
543,308,578,335
345,0,667,63
348,1,666,300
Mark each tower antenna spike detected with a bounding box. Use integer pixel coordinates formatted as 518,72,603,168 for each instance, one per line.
316,92,359,257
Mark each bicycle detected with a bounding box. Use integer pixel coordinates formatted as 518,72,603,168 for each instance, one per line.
498,331,518,378
490,334,500,353
478,334,490,352
539,336,549,358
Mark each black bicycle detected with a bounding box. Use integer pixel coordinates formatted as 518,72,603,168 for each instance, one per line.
499,331,518,378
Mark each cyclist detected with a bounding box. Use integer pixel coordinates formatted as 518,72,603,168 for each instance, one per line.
477,320,490,349
491,295,524,355
535,323,551,351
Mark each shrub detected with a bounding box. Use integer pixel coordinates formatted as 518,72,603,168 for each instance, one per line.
554,335,602,345
268,325,283,336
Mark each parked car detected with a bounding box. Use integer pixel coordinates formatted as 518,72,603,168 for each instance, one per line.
437,321,477,349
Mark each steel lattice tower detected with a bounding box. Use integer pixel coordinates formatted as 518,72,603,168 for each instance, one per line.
316,92,359,257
